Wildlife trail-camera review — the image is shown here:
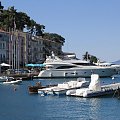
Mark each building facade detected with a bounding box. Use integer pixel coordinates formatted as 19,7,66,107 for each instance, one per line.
0,30,64,69
0,30,9,64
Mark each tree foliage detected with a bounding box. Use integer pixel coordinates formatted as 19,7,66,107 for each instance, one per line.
0,2,65,43
83,51,98,63
0,1,4,12
0,3,44,36
43,33,65,44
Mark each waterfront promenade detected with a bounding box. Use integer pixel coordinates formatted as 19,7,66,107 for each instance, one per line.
0,72,39,80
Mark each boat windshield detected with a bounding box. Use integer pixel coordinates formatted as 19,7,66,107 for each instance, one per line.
73,63,96,66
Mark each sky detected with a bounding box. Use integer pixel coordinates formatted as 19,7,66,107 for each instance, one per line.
1,0,120,62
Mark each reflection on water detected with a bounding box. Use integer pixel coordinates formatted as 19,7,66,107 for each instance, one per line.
88,98,101,120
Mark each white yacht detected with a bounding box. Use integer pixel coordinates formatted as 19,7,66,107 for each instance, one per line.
38,53,119,78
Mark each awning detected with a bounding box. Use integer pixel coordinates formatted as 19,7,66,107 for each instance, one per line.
25,64,45,67
33,64,45,67
25,64,35,67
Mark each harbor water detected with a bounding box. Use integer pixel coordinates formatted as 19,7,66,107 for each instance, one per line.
0,77,120,120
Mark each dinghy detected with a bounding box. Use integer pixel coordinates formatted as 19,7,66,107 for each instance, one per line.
3,78,22,85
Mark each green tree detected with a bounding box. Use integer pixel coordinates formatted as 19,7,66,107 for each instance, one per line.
43,33,65,44
28,21,45,36
90,55,98,63
16,12,31,31
0,2,65,40
36,24,45,36
0,4,45,35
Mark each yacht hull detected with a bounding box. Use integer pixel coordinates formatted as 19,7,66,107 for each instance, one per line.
38,67,117,78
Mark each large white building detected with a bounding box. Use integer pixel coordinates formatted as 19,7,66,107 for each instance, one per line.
0,30,64,69
0,30,9,63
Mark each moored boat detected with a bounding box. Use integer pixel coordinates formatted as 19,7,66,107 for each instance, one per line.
28,82,57,94
3,78,22,85
0,76,14,82
37,52,118,78
38,77,89,96
66,74,120,98
28,82,45,94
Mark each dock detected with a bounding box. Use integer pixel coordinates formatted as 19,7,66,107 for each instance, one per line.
0,73,39,81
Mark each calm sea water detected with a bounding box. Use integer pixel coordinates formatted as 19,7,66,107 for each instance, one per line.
0,76,120,120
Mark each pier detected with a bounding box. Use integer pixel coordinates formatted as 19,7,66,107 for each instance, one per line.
0,73,39,80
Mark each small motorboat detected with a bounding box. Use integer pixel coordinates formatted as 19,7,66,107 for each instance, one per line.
28,82,56,94
28,82,45,94
3,78,22,85
0,76,14,82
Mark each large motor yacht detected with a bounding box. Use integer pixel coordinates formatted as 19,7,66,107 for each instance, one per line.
38,53,119,78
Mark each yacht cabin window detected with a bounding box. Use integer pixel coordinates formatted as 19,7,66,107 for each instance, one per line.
56,65,76,69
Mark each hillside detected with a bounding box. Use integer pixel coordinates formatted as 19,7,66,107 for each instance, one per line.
113,60,120,64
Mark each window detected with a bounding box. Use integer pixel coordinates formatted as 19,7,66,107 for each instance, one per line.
0,43,2,49
2,43,5,49
56,65,76,69
0,34,2,37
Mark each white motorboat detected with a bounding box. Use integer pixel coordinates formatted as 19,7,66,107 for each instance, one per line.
38,77,89,96
0,76,14,82
3,79,22,85
37,53,118,78
66,74,120,98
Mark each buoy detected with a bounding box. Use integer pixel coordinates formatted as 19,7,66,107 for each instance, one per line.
112,76,114,80
14,87,17,91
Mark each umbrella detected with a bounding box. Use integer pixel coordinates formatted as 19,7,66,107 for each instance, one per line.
0,63,11,67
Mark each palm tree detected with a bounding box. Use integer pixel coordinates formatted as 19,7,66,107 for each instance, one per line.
83,51,91,61
0,6,17,31
83,51,98,63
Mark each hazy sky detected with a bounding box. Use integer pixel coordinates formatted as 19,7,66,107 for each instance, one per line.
1,0,120,62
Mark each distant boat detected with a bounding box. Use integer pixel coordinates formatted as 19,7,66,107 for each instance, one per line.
0,76,14,82
3,78,22,85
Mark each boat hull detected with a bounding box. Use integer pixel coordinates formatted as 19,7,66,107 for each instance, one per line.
38,67,117,78
86,89,120,98
3,80,22,85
